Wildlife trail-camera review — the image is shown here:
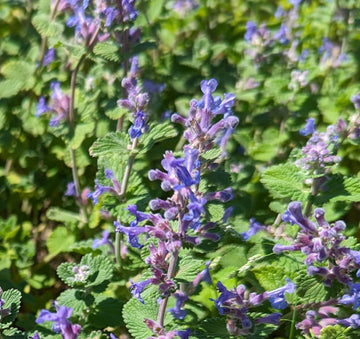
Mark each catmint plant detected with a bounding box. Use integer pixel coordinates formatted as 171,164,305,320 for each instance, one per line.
116,78,238,335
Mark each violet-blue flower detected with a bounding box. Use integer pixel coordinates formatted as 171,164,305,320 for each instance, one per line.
36,305,81,339
114,221,147,248
265,279,295,310
241,218,267,241
300,118,316,136
130,279,151,304
168,291,188,319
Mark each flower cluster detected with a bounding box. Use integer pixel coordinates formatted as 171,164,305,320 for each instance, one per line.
144,318,190,339
171,79,237,155
295,119,346,173
296,306,360,337
116,79,237,329
117,56,150,140
273,202,360,287
88,169,121,204
212,279,295,336
318,38,346,69
59,0,138,45
36,304,81,339
36,81,70,127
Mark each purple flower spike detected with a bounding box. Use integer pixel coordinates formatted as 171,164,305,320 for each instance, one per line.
176,328,191,339
130,279,151,304
300,118,316,136
36,97,51,117
339,283,360,310
65,182,76,197
114,221,147,248
266,279,295,310
241,218,266,241
213,281,237,315
245,21,257,42
283,202,318,233
42,48,56,66
168,291,189,319
338,314,360,329
92,230,111,249
36,305,81,339
256,313,282,325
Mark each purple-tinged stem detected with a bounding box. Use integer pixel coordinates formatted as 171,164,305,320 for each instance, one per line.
157,249,179,327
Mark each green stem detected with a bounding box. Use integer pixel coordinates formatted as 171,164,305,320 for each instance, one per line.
115,137,138,265
289,293,297,339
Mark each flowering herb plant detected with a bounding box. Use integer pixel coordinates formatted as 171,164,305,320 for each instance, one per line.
0,0,360,338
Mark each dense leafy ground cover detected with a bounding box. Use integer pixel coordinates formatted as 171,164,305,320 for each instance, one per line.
0,0,360,338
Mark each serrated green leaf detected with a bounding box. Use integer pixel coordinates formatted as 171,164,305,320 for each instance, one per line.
261,163,308,201
2,327,26,339
0,289,22,329
57,288,95,314
194,317,228,339
81,254,114,290
202,147,223,161
295,272,331,304
176,255,203,282
123,287,164,339
93,42,120,62
32,14,64,37
57,262,83,288
105,106,127,120
207,203,225,222
0,79,22,98
139,122,177,154
319,324,350,339
88,295,124,328
89,132,130,157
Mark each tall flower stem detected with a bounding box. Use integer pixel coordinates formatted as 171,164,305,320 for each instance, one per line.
157,249,179,327
68,27,101,222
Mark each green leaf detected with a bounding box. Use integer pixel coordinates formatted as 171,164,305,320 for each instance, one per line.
195,317,228,339
176,254,203,282
139,122,177,154
123,287,169,339
93,41,120,62
2,327,26,339
46,226,76,259
207,203,225,222
69,122,95,150
57,288,95,314
202,147,223,161
0,79,22,98
319,324,351,339
89,132,130,157
32,14,64,37
57,262,82,288
261,163,308,201
46,207,84,223
295,271,331,304
146,0,164,23
81,254,114,290
0,289,22,329
88,295,124,328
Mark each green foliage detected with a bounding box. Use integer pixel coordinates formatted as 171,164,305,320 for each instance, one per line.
261,163,309,202
0,289,21,330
